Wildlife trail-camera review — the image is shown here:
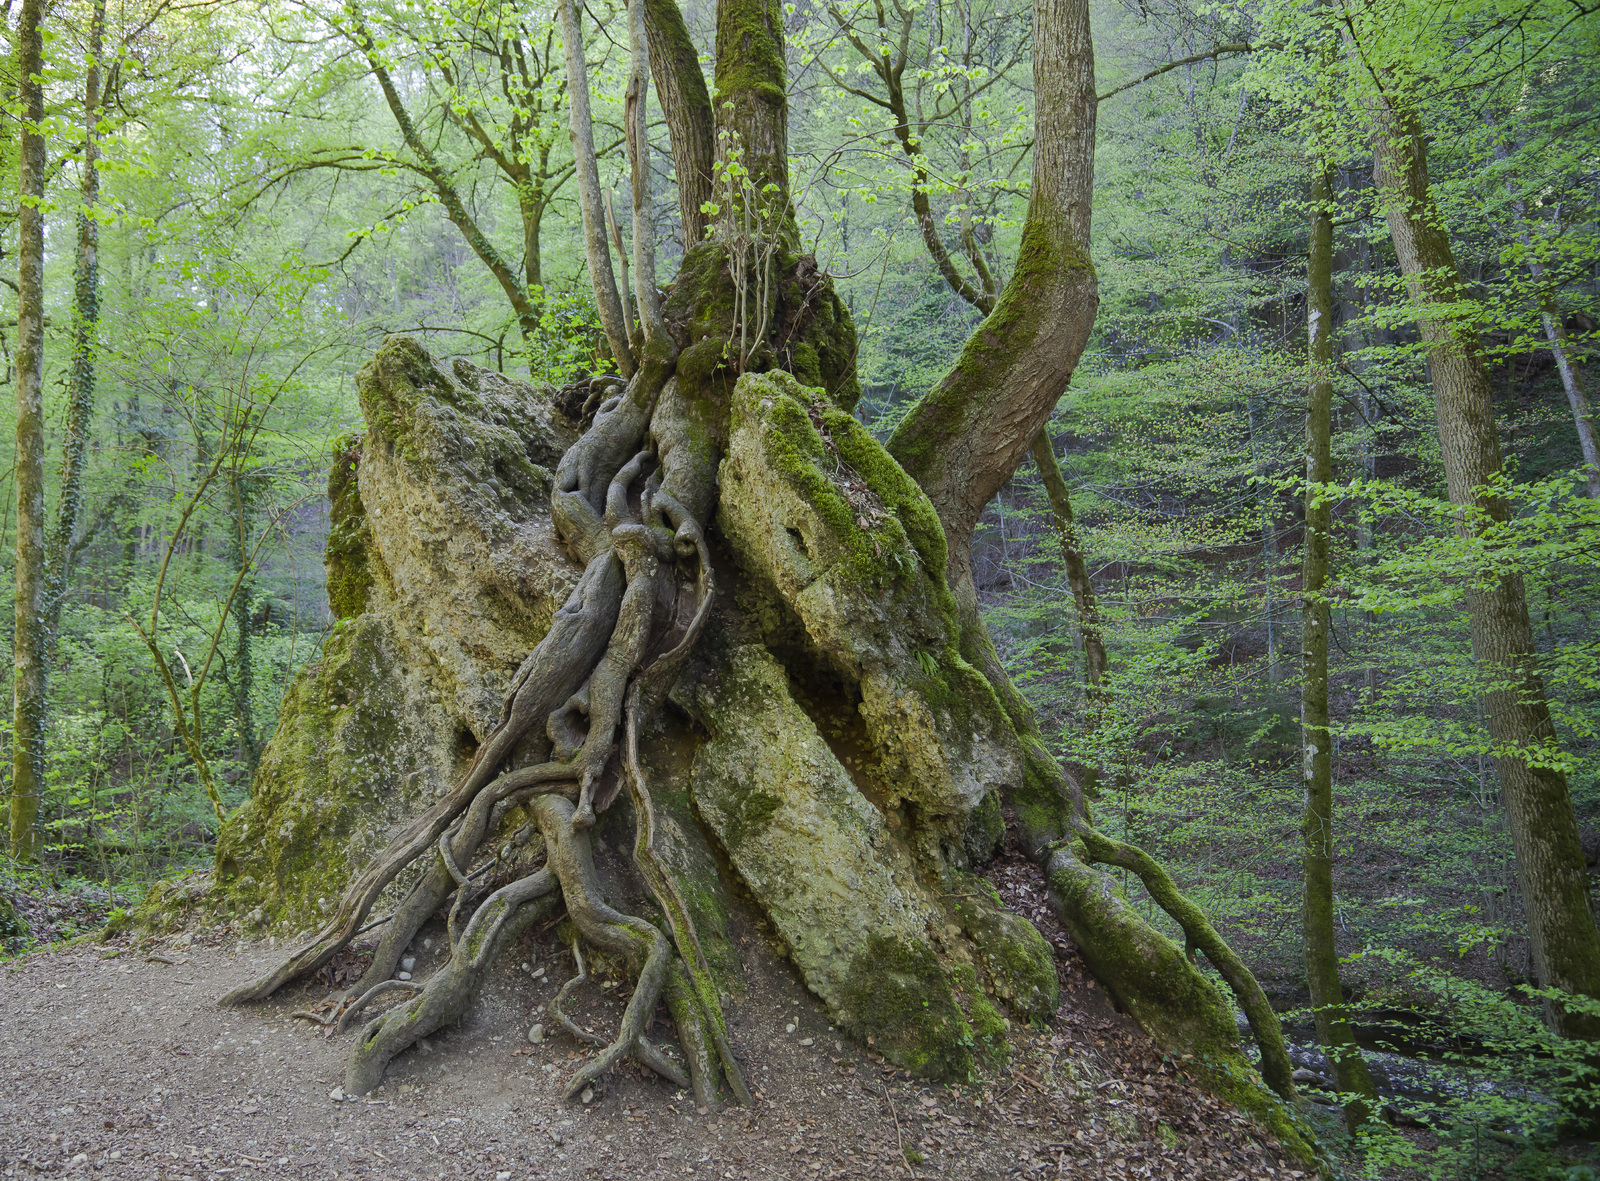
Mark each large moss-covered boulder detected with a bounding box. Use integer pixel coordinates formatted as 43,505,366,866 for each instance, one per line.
214,341,582,931
718,371,1022,866
211,345,1054,1081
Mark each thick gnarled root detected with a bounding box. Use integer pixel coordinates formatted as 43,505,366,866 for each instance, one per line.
534,795,697,1099
345,869,560,1095
226,361,742,1111
1074,824,1296,1100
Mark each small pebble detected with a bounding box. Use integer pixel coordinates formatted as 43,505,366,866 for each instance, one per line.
785,1023,796,1034
799,1037,814,1047
497,1173,512,1180
528,1023,545,1044
581,1088,595,1105
328,1087,345,1103
397,971,412,981
401,956,416,971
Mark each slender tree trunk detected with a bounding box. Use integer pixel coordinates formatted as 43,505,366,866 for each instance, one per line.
10,0,47,861
1490,137,1600,499
346,12,541,345
1373,95,1600,1039
1535,296,1600,499
1029,431,1106,686
1302,161,1378,1127
624,0,666,350
643,0,713,247
558,0,634,376
44,0,106,666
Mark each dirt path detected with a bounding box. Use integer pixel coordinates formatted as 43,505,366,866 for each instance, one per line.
0,860,1313,1181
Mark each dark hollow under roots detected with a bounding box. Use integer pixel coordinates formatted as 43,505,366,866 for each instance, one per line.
222,367,748,1106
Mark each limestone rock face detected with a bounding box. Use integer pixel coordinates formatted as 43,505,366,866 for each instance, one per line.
686,641,980,1075
214,344,1056,1078
718,371,1022,864
216,341,581,930
354,339,580,738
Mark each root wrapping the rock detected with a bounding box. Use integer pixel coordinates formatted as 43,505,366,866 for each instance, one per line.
231,363,742,1104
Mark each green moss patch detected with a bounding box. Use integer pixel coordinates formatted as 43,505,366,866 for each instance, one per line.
838,933,974,1081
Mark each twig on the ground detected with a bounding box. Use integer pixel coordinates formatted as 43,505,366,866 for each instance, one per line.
883,1087,916,1178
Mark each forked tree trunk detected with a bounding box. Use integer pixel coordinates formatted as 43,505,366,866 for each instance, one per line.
1302,160,1377,1127
9,0,48,862
888,0,1299,1114
1374,94,1600,1039
208,0,1306,1150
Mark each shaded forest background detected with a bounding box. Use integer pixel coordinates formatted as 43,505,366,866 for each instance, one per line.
0,0,1596,1172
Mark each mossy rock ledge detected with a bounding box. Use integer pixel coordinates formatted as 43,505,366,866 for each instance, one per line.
198,347,1058,1082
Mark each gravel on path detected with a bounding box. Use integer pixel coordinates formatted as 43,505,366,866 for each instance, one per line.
0,860,1311,1181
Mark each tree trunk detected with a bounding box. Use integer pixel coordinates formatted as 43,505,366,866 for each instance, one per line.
45,0,106,666
888,0,1301,1122
558,0,634,376
1373,94,1600,1039
1535,297,1600,499
886,0,1097,669
1302,161,1378,1128
713,0,788,207
9,0,48,862
1029,431,1106,686
643,0,714,248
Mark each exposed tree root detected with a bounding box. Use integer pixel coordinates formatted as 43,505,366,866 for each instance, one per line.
226,362,744,1104
543,935,691,1090
535,795,693,1095
346,868,561,1095
337,980,424,1034
548,934,600,1045
1074,825,1296,1100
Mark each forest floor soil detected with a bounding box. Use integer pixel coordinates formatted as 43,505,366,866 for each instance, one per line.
0,855,1311,1181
